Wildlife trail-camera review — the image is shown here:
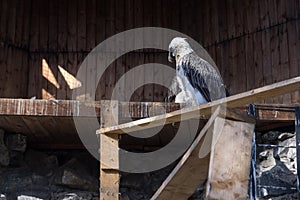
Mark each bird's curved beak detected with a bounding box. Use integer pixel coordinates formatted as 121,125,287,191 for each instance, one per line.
168,51,175,63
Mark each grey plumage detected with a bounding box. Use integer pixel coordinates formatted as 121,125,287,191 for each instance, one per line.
167,37,227,105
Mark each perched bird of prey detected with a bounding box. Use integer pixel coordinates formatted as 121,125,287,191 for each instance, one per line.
167,37,227,105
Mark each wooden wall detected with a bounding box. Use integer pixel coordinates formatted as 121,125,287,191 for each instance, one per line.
0,0,300,104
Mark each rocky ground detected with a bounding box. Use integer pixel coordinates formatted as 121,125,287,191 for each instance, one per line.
0,129,205,200
256,130,298,199
1,127,297,200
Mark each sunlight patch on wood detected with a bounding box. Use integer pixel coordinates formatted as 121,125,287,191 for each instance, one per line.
58,65,82,90
42,59,60,89
42,88,56,100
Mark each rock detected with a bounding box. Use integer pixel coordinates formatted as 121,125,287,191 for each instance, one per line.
257,149,276,174
257,160,296,198
24,150,58,176
261,131,281,144
6,133,27,152
51,191,98,200
0,129,9,166
278,132,295,141
276,136,297,174
52,158,98,192
17,195,43,200
121,173,150,190
0,194,6,200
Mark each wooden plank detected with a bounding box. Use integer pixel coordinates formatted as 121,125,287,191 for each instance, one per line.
277,0,287,24
100,100,119,200
104,0,115,100
15,0,25,47
6,0,17,44
151,107,221,200
86,0,96,51
67,0,77,52
262,28,273,103
22,0,31,49
97,75,300,134
259,0,270,29
39,0,49,51
286,0,297,20
58,0,68,52
236,37,246,94
245,34,255,91
253,32,264,104
48,0,58,52
270,26,281,103
114,0,125,102
228,39,237,94
279,23,291,103
0,0,8,42
227,0,235,38
206,117,255,199
217,0,228,41
268,0,278,26
287,20,300,103
29,0,39,52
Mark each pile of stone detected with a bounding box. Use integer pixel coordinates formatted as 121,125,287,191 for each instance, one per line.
0,129,99,200
0,128,207,200
256,130,298,199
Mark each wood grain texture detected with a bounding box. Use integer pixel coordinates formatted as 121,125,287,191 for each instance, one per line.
151,107,221,200
0,0,299,105
97,76,300,135
206,117,255,199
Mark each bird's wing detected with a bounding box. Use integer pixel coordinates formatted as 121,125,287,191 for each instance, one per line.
179,53,227,102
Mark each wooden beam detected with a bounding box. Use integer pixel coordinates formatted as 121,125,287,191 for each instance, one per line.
206,117,255,199
100,100,120,200
97,76,300,135
150,107,221,200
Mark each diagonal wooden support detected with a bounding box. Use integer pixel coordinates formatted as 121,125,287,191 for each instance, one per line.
150,106,222,200
97,76,300,135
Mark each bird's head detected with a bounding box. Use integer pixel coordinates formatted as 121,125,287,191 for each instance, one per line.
168,37,193,63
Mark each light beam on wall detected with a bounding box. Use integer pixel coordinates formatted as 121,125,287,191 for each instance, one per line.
42,59,60,89
58,65,82,89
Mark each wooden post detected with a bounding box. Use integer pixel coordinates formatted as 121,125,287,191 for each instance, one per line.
206,117,255,199
100,100,119,200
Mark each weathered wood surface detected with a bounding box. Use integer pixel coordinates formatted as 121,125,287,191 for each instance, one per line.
0,97,296,149
1,0,300,104
97,76,300,135
206,117,255,200
150,107,221,200
100,100,120,200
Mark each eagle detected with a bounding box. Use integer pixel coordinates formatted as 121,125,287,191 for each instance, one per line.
167,37,228,106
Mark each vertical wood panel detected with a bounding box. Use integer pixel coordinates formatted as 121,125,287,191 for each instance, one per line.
95,0,106,100
7,0,17,44
279,23,291,103
15,0,25,47
57,0,68,99
287,20,299,103
259,0,270,29
0,0,299,104
66,0,77,99
217,0,228,41
268,0,278,26
253,32,264,103
227,0,235,38
22,0,31,49
261,28,273,103
236,37,246,94
270,26,281,103
245,35,254,91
